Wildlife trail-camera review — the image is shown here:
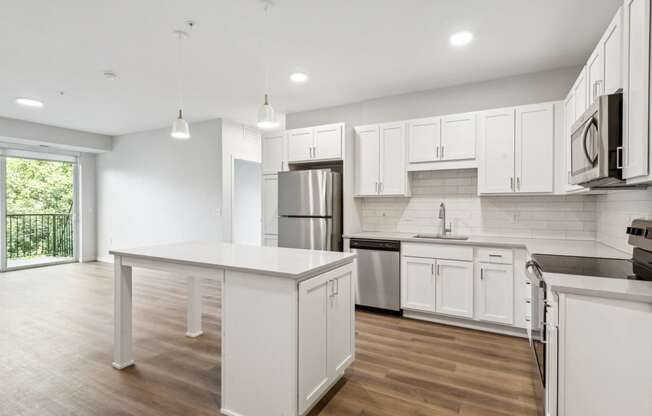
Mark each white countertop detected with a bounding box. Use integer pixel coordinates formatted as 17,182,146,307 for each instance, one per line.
110,241,356,280
343,232,630,259
543,271,652,303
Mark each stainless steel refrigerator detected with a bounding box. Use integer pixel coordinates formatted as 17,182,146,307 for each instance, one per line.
278,169,342,251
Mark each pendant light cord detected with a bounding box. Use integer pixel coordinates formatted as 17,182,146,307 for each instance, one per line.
177,31,184,114
263,3,270,97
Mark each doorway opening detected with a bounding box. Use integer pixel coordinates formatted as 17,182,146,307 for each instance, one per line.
5,156,77,269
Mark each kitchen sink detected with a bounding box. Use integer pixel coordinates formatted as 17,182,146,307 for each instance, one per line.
413,234,469,240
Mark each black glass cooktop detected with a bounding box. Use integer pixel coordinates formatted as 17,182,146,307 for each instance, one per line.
531,252,652,281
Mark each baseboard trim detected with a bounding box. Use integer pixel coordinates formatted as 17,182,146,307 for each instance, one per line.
403,309,527,338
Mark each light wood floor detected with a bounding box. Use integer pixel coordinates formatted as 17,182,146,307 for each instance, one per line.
0,262,541,416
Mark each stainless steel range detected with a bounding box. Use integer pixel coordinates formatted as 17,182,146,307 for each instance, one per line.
525,218,652,415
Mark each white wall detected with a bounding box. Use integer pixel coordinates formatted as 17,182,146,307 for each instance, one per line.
596,189,652,253
78,153,97,261
286,66,582,235
221,120,261,242
96,119,223,261
361,169,597,239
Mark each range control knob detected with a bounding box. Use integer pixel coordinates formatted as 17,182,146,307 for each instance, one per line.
626,227,644,236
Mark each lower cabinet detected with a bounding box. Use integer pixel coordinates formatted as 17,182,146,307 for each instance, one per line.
477,263,514,325
298,266,354,415
401,256,473,318
435,259,474,318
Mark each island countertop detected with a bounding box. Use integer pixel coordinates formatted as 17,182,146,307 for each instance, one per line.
110,241,356,281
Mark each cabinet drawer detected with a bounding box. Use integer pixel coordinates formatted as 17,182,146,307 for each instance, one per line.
477,248,513,264
402,243,473,261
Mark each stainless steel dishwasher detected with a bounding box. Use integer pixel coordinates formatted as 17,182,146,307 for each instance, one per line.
350,239,400,312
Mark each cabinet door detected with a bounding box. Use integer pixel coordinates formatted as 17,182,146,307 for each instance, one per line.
408,117,440,163
515,103,554,193
603,7,623,95
379,122,407,195
477,263,514,325
354,125,380,196
623,0,650,179
478,108,515,194
262,133,285,175
262,175,278,235
287,128,314,162
440,112,476,161
400,256,436,312
314,123,343,161
573,67,589,118
298,274,331,415
327,270,354,376
587,45,604,105
435,259,474,318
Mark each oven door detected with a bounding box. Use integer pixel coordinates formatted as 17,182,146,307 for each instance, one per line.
526,260,546,416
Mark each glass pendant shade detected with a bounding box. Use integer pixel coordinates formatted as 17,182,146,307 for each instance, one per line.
257,94,279,129
171,109,190,139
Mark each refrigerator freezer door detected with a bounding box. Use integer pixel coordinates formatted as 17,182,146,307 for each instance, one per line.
278,170,334,217
278,217,332,250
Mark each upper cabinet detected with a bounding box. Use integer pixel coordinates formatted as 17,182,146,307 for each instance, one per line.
262,133,287,175
623,0,650,180
479,103,556,195
406,112,477,170
354,123,409,197
573,66,589,120
587,7,624,105
287,123,344,163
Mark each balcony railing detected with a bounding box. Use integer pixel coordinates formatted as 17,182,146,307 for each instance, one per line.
7,213,74,260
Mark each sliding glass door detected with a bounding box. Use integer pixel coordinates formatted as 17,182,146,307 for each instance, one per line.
1,150,78,270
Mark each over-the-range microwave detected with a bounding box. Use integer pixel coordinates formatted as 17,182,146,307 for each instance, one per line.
569,92,623,188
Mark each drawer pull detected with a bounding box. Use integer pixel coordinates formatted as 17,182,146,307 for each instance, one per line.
489,254,503,258
525,299,531,304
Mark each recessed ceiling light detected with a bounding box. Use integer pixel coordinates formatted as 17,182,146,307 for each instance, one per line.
290,72,308,83
15,97,44,108
449,31,473,47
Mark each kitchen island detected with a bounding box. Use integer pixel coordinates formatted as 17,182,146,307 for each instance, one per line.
110,241,356,416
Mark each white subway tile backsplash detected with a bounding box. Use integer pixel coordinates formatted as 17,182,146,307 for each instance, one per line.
360,169,598,240
596,189,652,253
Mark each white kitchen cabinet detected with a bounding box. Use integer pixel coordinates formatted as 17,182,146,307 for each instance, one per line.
435,259,474,318
262,133,286,175
354,123,408,197
407,116,440,163
287,123,343,163
479,103,555,195
515,103,554,193
354,125,381,196
478,108,516,194
298,265,354,415
440,112,476,161
287,128,314,163
623,0,650,179
379,122,407,195
400,256,436,312
603,7,623,95
263,175,278,235
587,45,604,105
477,263,514,325
573,66,589,119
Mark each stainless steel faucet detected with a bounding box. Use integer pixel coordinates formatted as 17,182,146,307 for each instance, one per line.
438,203,452,235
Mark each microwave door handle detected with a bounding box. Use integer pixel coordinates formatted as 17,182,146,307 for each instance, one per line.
582,118,598,166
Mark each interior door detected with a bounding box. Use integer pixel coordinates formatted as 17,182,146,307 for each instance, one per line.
440,112,476,161
262,133,285,175
435,259,474,318
354,125,380,196
515,103,554,193
400,256,436,312
327,270,354,375
313,124,342,161
478,108,515,194
287,128,314,162
408,117,440,163
379,122,406,195
298,273,331,415
477,263,514,325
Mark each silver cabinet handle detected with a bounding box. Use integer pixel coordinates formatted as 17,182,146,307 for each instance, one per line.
488,254,503,258
480,268,484,280
374,182,378,193
379,182,384,193
436,263,440,276
616,146,623,169
516,177,520,191
431,264,435,275
334,278,339,295
510,177,514,191
441,145,445,159
435,145,440,159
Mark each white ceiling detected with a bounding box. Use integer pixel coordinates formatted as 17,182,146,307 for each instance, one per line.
0,0,622,136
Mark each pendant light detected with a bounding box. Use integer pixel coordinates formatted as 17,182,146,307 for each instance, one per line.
257,1,280,130
171,25,191,139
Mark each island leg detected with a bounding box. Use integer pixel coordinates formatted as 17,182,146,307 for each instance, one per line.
113,255,134,369
186,276,203,337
